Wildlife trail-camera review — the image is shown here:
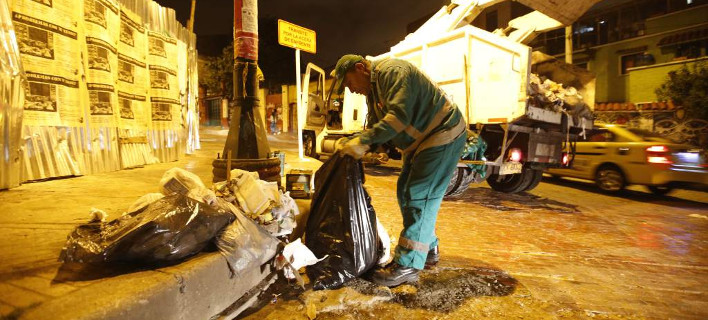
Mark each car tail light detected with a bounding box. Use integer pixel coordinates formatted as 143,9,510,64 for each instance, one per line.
646,145,669,153
509,148,522,162
646,145,672,165
561,152,569,166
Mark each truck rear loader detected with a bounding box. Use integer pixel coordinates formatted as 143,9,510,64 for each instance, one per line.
301,0,600,194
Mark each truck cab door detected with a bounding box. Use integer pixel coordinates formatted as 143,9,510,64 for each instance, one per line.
302,63,327,129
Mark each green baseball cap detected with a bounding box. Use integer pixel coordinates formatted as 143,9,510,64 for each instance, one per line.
331,54,364,94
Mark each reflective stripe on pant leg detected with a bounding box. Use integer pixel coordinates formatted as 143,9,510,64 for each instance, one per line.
394,134,466,269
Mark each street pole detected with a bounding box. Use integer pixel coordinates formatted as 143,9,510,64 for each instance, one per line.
565,25,573,64
187,0,196,32
212,0,280,183
295,49,303,159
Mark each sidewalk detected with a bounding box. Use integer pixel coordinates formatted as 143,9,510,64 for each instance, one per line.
0,128,320,320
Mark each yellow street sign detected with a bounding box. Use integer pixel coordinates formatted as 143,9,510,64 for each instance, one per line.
278,19,316,54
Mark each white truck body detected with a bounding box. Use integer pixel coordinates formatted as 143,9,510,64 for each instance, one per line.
371,2,594,128
301,0,602,193
373,26,532,126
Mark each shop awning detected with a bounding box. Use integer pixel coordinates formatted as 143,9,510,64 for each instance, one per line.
658,27,708,47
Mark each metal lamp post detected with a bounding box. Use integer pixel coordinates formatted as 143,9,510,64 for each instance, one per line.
212,0,280,183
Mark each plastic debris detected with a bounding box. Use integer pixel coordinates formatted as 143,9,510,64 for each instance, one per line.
127,193,165,213
376,219,391,266
277,239,326,282
215,199,280,277
214,169,300,238
88,208,107,223
159,167,217,205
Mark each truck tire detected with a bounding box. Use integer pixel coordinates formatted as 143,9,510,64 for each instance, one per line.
444,167,474,197
487,167,535,193
524,169,544,191
302,132,318,158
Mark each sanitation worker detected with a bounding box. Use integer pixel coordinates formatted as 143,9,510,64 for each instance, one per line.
332,54,467,286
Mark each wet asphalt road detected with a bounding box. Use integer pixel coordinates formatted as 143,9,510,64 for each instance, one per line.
244,133,708,319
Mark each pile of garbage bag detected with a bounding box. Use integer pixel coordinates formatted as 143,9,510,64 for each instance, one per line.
59,167,282,269
59,160,392,293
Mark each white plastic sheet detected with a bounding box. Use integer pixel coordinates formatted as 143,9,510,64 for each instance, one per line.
0,0,26,189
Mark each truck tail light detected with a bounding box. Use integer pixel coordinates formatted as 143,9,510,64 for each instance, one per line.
509,148,522,162
561,152,569,166
646,145,672,165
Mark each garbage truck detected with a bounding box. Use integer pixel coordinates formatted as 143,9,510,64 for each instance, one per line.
301,0,600,194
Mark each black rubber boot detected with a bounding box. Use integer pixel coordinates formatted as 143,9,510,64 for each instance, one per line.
372,262,420,287
425,245,439,268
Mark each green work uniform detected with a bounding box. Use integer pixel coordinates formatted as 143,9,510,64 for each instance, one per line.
359,58,467,270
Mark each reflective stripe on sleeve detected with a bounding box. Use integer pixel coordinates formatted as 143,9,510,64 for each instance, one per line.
381,113,407,133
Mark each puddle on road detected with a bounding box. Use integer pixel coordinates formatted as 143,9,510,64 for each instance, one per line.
447,187,580,214
389,267,517,313
238,266,517,319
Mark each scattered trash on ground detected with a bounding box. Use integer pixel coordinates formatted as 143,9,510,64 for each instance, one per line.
276,238,326,288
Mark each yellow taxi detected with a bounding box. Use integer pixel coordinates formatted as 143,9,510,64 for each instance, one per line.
547,123,708,194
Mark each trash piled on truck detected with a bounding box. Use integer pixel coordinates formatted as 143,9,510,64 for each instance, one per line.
528,73,594,125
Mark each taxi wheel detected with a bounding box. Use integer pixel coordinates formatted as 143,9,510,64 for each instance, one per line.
595,165,625,192
648,185,673,195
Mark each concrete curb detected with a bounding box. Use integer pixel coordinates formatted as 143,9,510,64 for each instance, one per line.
19,253,274,320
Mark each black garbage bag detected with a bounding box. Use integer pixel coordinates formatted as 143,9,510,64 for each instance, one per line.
305,152,381,290
60,194,235,264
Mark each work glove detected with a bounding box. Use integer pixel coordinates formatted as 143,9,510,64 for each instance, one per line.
340,136,369,160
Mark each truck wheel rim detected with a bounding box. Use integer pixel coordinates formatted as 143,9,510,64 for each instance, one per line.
305,136,314,155
598,170,622,191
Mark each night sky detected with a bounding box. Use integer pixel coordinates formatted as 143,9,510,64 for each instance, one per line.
154,0,449,68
